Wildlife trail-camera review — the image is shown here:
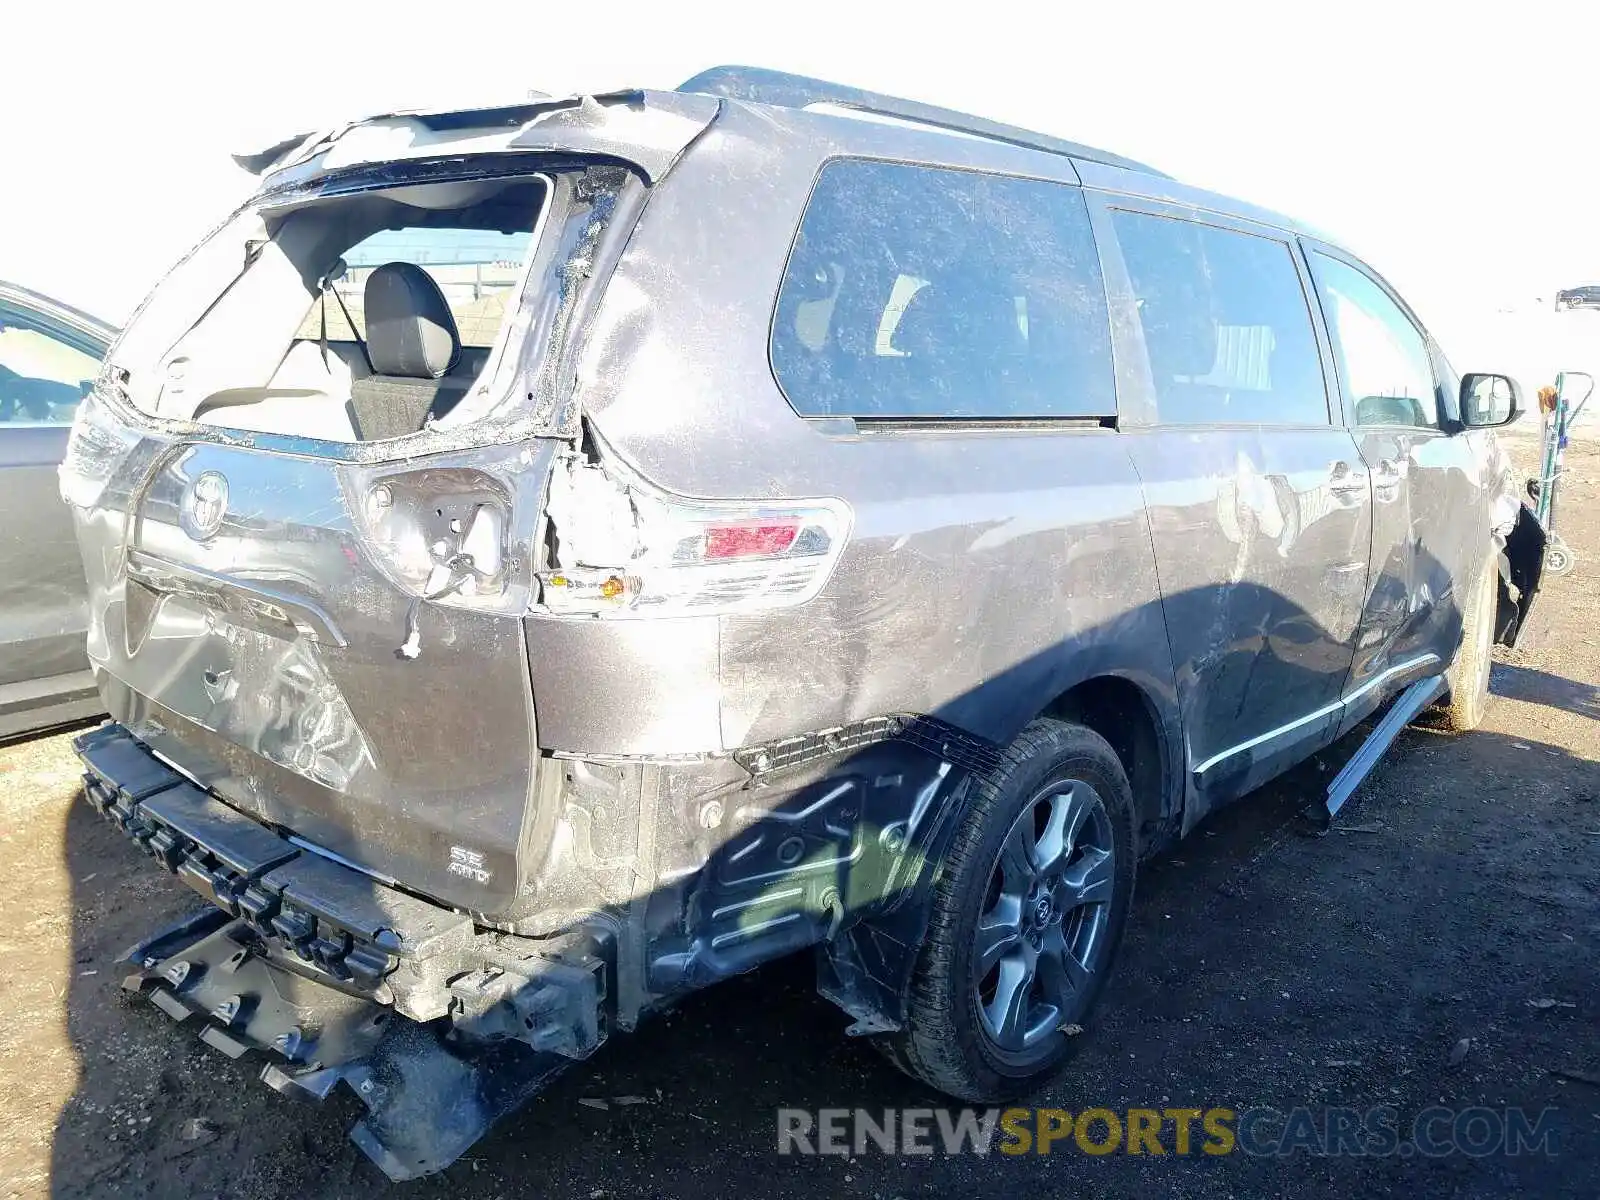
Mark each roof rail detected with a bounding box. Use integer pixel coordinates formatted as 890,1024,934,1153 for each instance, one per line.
677,65,1167,178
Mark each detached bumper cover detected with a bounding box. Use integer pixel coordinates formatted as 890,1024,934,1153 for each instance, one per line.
74,723,609,1180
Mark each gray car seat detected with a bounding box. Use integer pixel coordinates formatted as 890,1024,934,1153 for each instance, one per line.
347,262,471,440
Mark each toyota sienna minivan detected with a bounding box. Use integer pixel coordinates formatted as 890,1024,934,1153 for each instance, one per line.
63,66,1539,1177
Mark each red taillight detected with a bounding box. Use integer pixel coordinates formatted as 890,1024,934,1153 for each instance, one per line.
703,521,801,560
540,452,853,617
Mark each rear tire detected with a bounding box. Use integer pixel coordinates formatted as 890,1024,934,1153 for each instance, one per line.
1440,551,1496,732
881,720,1136,1102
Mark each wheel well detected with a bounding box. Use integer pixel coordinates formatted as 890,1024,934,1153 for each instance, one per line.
1045,677,1170,854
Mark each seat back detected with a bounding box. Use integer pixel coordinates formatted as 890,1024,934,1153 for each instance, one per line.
349,262,471,439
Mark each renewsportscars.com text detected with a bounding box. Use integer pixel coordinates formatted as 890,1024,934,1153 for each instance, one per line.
777,1106,1560,1158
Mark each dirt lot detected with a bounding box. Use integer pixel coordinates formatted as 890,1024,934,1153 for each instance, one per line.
1,435,1596,1200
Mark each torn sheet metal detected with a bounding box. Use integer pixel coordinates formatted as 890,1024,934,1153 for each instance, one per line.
254,90,720,188
87,161,642,459
118,910,582,1182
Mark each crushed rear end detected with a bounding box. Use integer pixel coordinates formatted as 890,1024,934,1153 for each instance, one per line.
61,89,720,1179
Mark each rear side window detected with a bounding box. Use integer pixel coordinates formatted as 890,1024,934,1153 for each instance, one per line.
1110,210,1328,426
1308,253,1438,428
770,159,1115,420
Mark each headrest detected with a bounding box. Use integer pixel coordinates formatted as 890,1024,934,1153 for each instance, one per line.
362,262,461,380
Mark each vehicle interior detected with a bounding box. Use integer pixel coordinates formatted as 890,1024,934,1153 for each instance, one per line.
770,161,1116,420
139,176,547,441
1110,211,1327,426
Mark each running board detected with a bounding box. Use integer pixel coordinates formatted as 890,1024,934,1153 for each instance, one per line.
1320,674,1447,822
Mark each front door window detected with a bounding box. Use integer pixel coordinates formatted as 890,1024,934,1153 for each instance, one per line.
1309,254,1437,429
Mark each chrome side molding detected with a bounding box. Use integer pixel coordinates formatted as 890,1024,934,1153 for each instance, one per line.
1191,653,1442,790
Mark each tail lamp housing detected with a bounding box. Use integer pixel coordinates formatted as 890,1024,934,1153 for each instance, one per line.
538,454,852,618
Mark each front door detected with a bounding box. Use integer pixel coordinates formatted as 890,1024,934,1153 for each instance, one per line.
1303,247,1481,721
0,296,103,720
1092,199,1373,817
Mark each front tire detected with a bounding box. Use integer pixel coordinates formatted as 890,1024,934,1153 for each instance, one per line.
1440,550,1496,732
881,720,1136,1102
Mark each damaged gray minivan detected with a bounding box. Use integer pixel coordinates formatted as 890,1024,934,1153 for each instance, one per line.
64,66,1541,1177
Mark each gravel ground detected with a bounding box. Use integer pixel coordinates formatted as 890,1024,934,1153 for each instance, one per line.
1,435,1595,1199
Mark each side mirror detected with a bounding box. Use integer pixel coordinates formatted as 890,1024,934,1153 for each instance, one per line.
1460,373,1522,428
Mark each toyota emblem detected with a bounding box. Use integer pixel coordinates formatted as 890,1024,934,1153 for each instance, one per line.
179,471,229,541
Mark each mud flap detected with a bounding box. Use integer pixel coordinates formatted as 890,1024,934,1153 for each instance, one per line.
119,911,574,1181
1496,504,1546,647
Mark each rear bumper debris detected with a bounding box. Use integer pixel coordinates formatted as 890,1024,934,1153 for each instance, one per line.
75,722,612,1180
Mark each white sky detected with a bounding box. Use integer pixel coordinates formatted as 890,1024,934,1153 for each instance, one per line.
3,0,1596,389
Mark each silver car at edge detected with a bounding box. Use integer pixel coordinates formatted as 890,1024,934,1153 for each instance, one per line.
61,67,1540,1176
1,279,112,739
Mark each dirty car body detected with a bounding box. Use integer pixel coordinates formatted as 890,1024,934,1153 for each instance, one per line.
64,69,1537,1177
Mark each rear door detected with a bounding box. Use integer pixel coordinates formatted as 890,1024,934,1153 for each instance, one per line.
61,169,577,917
0,293,104,734
1091,197,1374,814
74,427,554,917
1303,246,1483,718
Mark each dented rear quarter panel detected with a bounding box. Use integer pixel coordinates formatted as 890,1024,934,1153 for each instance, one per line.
562,100,1183,801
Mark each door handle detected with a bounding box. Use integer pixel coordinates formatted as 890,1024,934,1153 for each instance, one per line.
1372,459,1403,498
1328,462,1368,496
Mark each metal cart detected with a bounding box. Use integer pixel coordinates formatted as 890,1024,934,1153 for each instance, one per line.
1530,369,1593,576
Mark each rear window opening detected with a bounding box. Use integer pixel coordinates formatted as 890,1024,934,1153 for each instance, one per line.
297,226,534,348
118,173,552,442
